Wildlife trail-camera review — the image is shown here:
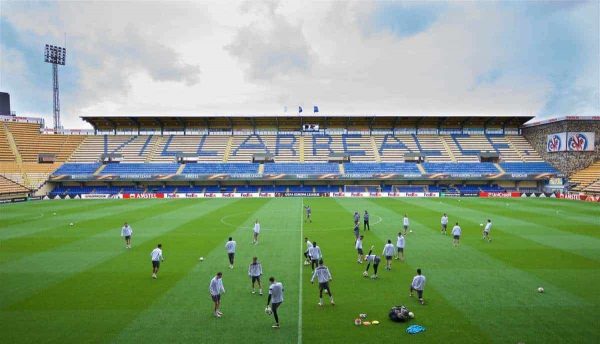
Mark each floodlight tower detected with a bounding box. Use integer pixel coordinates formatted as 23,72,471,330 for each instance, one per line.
44,44,66,131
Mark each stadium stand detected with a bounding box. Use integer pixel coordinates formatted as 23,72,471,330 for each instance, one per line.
0,175,29,197
569,161,600,192
2,114,592,198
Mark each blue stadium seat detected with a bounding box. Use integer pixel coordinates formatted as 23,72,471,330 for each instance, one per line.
53,163,101,175
422,163,499,174
343,163,421,174
499,162,558,174
183,163,259,174
263,163,339,174
100,163,179,175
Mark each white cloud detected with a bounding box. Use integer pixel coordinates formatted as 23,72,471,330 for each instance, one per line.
0,1,597,128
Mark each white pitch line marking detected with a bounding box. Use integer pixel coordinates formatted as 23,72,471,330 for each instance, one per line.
298,198,303,344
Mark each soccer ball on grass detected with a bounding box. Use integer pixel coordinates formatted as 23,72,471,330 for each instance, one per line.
537,287,544,293
408,311,415,319
198,257,204,262
265,306,273,315
69,222,74,226
362,271,369,277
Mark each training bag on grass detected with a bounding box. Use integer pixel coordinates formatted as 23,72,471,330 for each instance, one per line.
389,305,410,322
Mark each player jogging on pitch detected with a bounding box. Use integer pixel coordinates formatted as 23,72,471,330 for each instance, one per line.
248,257,263,295
364,246,381,279
482,219,492,242
452,222,462,247
311,260,334,306
225,237,236,269
409,268,426,305
304,237,313,265
353,221,360,241
309,242,322,271
383,239,395,270
121,222,133,248
396,232,405,260
403,214,410,235
150,243,164,279
355,235,364,263
363,210,370,231
304,205,312,223
252,220,260,245
266,277,284,328
209,272,225,317
441,213,449,235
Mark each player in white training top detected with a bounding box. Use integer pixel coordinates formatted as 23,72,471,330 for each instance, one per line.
150,244,164,279
396,232,405,261
403,214,410,235
383,239,395,270
452,222,462,247
304,237,313,265
441,213,449,235
209,272,225,317
409,268,426,305
252,220,260,245
121,222,133,248
355,235,364,263
482,219,492,242
266,277,284,328
225,237,236,269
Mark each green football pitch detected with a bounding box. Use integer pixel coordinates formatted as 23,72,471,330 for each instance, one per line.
1,197,599,343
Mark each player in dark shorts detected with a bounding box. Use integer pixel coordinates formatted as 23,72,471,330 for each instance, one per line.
304,205,312,223
363,210,370,231
267,277,284,328
353,221,360,240
310,260,334,306
364,246,381,279
248,257,263,295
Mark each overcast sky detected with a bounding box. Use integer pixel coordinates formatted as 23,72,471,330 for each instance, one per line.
0,0,598,128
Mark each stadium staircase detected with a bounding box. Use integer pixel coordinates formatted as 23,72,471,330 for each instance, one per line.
146,136,166,162
176,164,186,175
1,122,30,187
440,136,457,162
299,136,305,162
339,164,345,174
370,136,381,162
258,164,264,174
93,164,106,176
494,163,506,174
506,136,527,161
223,136,234,162
417,163,426,174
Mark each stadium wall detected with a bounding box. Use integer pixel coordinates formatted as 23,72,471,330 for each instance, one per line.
522,118,600,175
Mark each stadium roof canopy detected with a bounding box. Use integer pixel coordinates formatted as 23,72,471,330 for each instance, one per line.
80,114,534,131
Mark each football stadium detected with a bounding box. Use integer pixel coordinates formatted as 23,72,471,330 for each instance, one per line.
1,2,599,344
